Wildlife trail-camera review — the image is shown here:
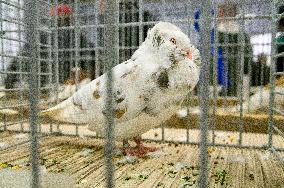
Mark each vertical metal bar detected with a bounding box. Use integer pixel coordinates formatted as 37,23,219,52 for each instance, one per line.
260,54,264,107
95,1,100,78
74,0,80,91
199,0,211,187
120,1,125,63
17,0,24,132
212,4,218,146
36,2,41,134
138,0,143,45
74,0,80,136
0,1,7,131
160,0,166,142
185,3,191,144
103,0,119,187
247,49,252,113
24,0,40,187
268,0,278,148
69,0,74,78
222,8,229,109
237,12,245,146
131,0,137,59
46,0,53,134
53,0,60,133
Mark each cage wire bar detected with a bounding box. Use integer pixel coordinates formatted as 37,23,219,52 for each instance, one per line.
53,0,60,133
198,0,212,187
24,0,40,187
102,0,119,187
18,0,24,132
237,8,245,146
211,2,218,145
0,0,6,131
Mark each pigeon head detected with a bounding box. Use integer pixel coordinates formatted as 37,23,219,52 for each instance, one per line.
145,22,199,65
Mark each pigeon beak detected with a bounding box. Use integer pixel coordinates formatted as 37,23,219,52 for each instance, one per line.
181,49,193,60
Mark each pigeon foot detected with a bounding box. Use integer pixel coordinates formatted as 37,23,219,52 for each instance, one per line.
122,137,158,158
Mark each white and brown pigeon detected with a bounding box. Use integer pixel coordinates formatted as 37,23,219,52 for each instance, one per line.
41,22,201,157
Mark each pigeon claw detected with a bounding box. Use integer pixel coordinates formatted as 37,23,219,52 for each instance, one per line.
123,145,158,158
121,137,159,158
123,146,158,158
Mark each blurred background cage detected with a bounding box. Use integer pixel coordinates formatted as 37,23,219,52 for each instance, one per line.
0,0,284,187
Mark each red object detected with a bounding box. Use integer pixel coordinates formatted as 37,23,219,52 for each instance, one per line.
50,4,72,17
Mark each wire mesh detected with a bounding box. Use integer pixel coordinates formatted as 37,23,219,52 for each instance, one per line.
0,0,283,187
268,0,284,166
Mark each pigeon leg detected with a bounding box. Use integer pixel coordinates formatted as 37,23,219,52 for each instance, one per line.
121,139,130,155
123,136,158,157
123,139,130,148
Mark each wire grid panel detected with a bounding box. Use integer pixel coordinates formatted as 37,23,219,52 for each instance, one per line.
0,1,283,147
268,0,284,165
42,1,283,151
0,0,284,152
0,0,284,187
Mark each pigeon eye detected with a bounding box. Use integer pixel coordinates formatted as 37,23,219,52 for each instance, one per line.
170,38,176,45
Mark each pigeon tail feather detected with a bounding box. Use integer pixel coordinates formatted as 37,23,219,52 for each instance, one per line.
40,106,62,118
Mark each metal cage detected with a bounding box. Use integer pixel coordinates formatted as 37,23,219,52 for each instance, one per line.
0,0,283,187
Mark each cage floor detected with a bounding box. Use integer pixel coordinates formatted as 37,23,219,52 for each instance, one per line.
0,131,284,188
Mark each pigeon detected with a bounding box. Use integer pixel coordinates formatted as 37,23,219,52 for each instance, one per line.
48,67,91,103
41,22,201,157
229,76,284,113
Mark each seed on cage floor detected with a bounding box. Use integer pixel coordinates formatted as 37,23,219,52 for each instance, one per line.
146,150,167,157
192,170,199,176
79,148,94,157
157,182,165,187
13,133,28,140
249,173,254,180
0,142,8,148
207,147,215,154
174,162,188,171
154,132,159,137
116,156,138,165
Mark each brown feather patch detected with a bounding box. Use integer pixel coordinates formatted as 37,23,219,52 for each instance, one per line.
72,98,83,110
115,108,127,119
120,65,138,78
93,90,100,99
116,97,124,104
